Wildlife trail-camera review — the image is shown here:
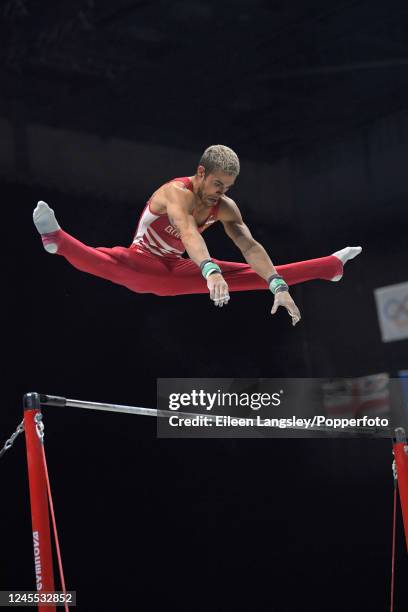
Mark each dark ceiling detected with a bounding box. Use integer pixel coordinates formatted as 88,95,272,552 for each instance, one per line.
1,0,408,161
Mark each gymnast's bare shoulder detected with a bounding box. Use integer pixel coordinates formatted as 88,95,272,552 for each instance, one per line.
149,180,195,216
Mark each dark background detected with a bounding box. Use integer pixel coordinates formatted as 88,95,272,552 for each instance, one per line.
2,1,408,610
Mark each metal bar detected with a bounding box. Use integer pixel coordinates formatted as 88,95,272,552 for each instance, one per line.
37,393,391,438
40,393,210,419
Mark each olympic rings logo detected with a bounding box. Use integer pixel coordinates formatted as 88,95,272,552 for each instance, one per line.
383,295,408,326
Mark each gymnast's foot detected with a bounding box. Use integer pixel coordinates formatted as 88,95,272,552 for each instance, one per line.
331,246,362,281
33,201,61,253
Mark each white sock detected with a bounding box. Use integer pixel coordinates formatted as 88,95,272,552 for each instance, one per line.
33,201,61,253
331,246,362,281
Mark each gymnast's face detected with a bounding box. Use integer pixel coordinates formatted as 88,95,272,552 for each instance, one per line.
197,166,236,206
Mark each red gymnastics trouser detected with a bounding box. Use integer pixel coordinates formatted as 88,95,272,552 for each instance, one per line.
45,230,343,296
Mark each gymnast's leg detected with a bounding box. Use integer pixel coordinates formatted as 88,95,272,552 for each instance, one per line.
33,201,169,292
146,249,361,296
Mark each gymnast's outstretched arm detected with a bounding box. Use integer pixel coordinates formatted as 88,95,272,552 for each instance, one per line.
220,198,301,325
166,184,231,307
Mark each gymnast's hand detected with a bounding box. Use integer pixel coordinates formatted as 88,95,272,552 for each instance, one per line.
271,290,301,326
207,273,230,307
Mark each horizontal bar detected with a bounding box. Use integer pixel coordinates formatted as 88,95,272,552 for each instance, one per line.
39,393,199,419
35,393,393,438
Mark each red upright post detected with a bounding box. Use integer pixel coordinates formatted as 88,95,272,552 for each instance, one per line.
393,427,408,551
24,393,56,611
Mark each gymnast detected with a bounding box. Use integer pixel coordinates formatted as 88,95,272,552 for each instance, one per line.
33,144,362,325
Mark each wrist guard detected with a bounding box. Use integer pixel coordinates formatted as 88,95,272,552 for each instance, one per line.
268,273,289,295
200,259,222,280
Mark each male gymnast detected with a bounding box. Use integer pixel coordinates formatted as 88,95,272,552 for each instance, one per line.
33,144,362,325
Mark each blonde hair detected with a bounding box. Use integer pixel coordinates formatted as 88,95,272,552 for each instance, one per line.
199,145,240,176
